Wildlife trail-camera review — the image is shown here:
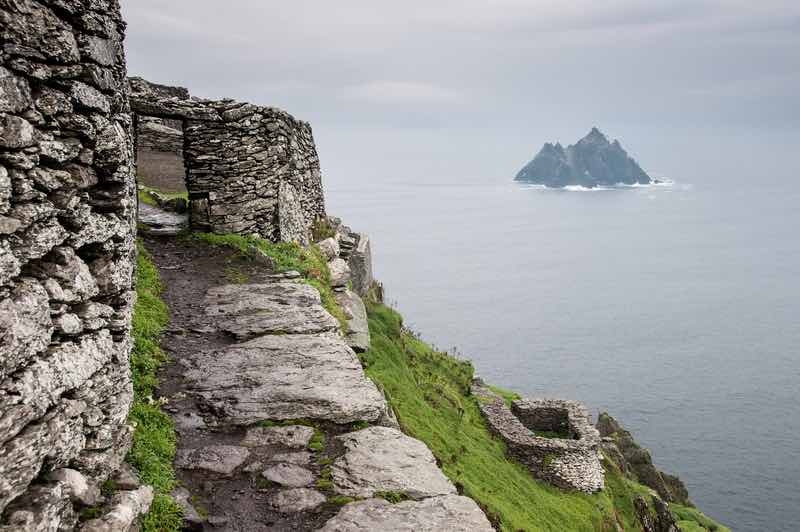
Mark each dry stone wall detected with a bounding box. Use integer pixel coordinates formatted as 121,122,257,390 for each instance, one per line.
129,78,326,244
472,382,605,493
0,0,138,528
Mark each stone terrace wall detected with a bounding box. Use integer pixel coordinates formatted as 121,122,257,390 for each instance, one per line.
0,0,137,528
129,78,326,244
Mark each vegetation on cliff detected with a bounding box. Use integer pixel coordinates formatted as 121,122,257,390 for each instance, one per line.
361,302,727,532
186,232,348,331
128,242,183,531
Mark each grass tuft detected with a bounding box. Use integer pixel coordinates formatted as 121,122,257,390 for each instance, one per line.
127,241,182,531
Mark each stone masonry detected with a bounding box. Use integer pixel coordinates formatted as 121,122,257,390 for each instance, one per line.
472,381,604,493
0,0,142,529
129,77,326,244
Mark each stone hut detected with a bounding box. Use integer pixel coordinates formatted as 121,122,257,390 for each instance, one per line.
129,77,325,244
472,382,605,493
0,0,145,527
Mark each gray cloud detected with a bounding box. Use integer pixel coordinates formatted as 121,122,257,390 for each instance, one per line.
121,1,800,180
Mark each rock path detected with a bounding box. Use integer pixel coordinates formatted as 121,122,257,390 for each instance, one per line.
141,208,493,531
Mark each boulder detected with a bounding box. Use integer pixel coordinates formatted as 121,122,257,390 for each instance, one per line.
332,427,456,499
316,237,339,261
319,495,494,532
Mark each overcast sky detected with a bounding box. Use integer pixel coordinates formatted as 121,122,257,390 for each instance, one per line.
122,1,800,181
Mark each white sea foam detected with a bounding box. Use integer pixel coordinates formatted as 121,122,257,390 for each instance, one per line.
519,178,676,191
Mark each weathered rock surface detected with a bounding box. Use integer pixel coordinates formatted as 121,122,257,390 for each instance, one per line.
79,486,154,532
268,488,326,514
137,202,187,236
176,445,251,476
184,332,387,425
328,258,350,288
241,425,315,449
332,427,456,499
317,237,339,261
318,495,495,532
335,289,370,352
203,282,339,340
597,412,691,505
262,463,315,488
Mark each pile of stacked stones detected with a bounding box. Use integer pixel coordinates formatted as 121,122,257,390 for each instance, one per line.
129,77,326,244
472,380,605,493
0,0,152,529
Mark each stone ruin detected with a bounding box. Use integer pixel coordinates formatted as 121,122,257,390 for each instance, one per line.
129,77,326,244
0,0,151,529
472,381,605,493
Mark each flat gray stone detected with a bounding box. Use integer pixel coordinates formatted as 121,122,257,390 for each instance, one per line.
268,488,326,514
262,463,314,488
185,333,386,425
241,425,314,449
270,451,312,465
175,445,250,476
335,290,370,352
138,203,187,236
332,427,455,499
203,283,339,340
318,495,494,532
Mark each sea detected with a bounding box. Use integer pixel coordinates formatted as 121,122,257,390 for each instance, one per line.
321,124,800,532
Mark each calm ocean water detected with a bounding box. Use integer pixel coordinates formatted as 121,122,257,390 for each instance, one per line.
322,126,800,531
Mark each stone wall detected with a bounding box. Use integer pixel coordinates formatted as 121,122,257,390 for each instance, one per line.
472,383,604,493
129,78,326,244
0,0,138,528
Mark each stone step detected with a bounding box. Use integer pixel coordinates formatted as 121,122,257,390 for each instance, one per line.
331,426,455,500
318,495,495,532
183,332,387,425
204,282,339,340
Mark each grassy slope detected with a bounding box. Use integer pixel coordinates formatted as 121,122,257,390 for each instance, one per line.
127,242,183,531
362,302,727,532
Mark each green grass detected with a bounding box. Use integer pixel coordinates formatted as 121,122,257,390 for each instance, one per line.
127,241,183,532
671,504,731,532
138,184,188,207
186,232,348,331
375,491,411,504
361,302,728,532
311,217,337,242
487,385,521,407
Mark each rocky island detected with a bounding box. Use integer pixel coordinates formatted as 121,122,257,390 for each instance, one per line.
515,128,653,188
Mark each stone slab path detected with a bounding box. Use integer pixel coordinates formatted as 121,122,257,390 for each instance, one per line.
141,212,492,531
